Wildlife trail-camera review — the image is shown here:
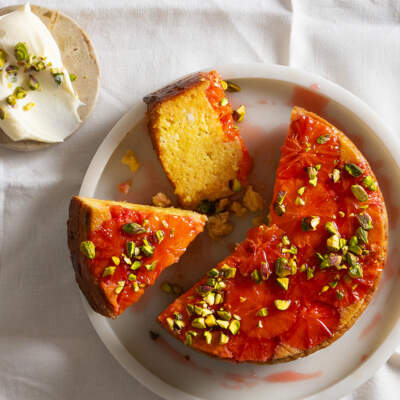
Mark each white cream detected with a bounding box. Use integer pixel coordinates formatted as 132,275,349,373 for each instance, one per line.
0,3,83,142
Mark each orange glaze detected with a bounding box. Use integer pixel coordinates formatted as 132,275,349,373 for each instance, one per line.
158,109,386,362
205,70,252,184
88,205,205,316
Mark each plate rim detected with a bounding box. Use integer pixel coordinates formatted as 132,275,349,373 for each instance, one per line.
78,63,400,400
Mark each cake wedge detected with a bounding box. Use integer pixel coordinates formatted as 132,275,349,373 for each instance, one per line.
67,196,206,318
144,70,251,209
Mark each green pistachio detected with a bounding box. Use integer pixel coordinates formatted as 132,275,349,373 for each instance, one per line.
205,314,217,327
339,238,347,248
204,331,213,344
282,245,297,255
204,292,215,306
215,293,224,304
233,105,246,123
145,261,157,271
15,42,29,62
275,257,290,277
327,234,341,252
345,163,364,177
217,310,231,321
141,239,154,257
256,307,268,317
325,221,339,235
282,235,290,245
356,227,368,244
161,282,173,294
206,277,216,287
14,86,26,99
315,164,322,171
130,260,142,270
336,290,345,300
306,166,318,186
52,71,65,86
300,263,307,272
216,319,229,329
320,285,330,294
362,175,377,191
114,281,125,294
357,212,373,230
307,268,315,280
231,178,242,192
186,304,195,315
295,197,305,206
274,299,291,311
276,190,286,205
197,200,216,215
174,320,185,330
33,60,46,71
329,281,339,289
331,168,341,183
288,258,297,274
297,186,306,196
317,134,330,144
251,269,262,283
274,202,286,216
346,252,359,268
328,253,342,267
349,236,358,247
132,281,140,292
276,277,289,290
226,80,241,92
0,107,6,120
6,94,16,106
126,241,135,258
208,268,220,277
128,273,136,281
103,266,116,277
23,102,35,111
80,241,95,259
348,244,362,255
166,317,174,330
349,264,363,279
221,264,237,278
185,332,193,346
220,97,228,106
28,74,40,90
192,317,206,329
320,257,330,269
301,216,320,231
351,185,368,202
228,320,240,335
69,73,77,82
338,211,345,217
122,222,147,234
219,332,229,345
156,230,165,243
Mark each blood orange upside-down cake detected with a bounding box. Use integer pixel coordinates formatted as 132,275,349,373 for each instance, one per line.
158,106,388,362
67,197,206,318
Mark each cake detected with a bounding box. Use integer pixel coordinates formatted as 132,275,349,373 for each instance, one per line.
67,196,206,318
157,107,388,362
143,70,251,209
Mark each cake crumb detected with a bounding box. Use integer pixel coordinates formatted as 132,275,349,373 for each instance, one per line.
118,179,132,195
207,211,233,239
215,198,230,213
230,201,247,217
121,149,140,173
243,185,265,211
152,192,172,207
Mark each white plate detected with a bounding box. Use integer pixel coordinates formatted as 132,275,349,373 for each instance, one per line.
79,64,400,400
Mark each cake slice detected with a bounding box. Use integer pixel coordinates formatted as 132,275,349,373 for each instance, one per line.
67,196,206,318
157,107,388,363
143,70,251,209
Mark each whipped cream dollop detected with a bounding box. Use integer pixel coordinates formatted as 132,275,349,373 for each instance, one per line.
0,3,83,142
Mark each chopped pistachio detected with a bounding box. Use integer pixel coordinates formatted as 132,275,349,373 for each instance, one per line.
338,211,345,218
197,200,216,215
226,80,241,92
251,269,262,283
111,256,120,265
216,319,229,329
276,190,286,205
0,107,6,120
336,290,345,300
357,212,373,230
141,239,154,257
295,197,305,206
356,227,368,244
331,168,341,183
205,314,217,327
320,257,330,269
0,49,7,68
207,277,216,287
103,266,116,277
348,244,362,255
215,293,224,304
276,277,289,290
325,221,339,235
282,235,290,246
300,263,307,272
186,304,195,315
282,245,297,255
132,281,140,292
329,281,339,289
349,236,358,247
6,94,16,106
257,320,263,328
52,71,65,86
345,163,364,177
351,185,368,202
231,178,242,192
69,73,77,82
352,283,359,290
128,273,136,281
349,264,363,279
239,296,246,303
126,242,135,258
306,166,318,186
27,74,40,90
329,253,342,267
185,332,193,346
115,281,125,294
217,310,231,321
123,255,132,265
274,299,291,311
339,238,347,249
233,105,246,122
275,257,290,277
220,97,228,106
297,186,306,196
80,241,95,259
156,230,165,243
274,202,286,216
221,264,237,278
219,332,229,344
215,281,227,290
221,80,228,90
317,134,330,144
14,86,26,99
288,259,297,274
208,268,220,277
320,285,330,293
346,252,359,268
130,260,142,270
302,216,320,231
122,222,147,234
229,320,240,335
257,307,268,317
192,317,206,329
204,331,213,344
362,175,377,191
327,234,341,252
175,320,185,330
161,282,173,294
15,42,29,62
23,102,35,111
204,292,215,306
307,268,315,280
166,317,174,330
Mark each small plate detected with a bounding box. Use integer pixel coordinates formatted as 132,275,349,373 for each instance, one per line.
0,4,100,151
79,64,400,400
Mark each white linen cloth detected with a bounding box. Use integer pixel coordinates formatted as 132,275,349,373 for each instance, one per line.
0,0,399,399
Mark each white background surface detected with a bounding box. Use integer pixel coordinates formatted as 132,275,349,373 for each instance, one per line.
0,1,399,399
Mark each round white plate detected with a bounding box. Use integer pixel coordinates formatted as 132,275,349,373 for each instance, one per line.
79,64,400,400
